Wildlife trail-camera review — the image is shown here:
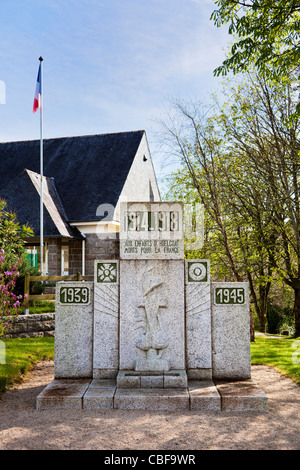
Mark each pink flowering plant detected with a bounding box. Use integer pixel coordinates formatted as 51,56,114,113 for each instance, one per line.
0,201,34,336
0,249,25,337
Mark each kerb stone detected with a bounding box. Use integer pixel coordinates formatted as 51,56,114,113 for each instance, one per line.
215,380,268,412
36,379,91,410
189,380,221,411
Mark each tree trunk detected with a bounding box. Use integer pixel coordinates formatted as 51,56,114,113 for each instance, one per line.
258,314,267,334
248,276,269,333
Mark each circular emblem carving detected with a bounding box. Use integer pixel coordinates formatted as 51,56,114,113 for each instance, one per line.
188,262,207,282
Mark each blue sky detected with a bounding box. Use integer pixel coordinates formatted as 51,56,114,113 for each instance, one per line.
0,0,230,186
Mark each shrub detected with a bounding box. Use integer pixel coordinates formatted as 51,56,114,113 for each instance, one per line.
0,249,25,337
14,259,45,298
267,301,295,335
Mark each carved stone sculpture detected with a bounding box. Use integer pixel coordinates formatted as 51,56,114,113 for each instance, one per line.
135,268,169,371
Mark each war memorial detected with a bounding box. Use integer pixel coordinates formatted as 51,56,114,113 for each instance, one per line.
36,201,268,412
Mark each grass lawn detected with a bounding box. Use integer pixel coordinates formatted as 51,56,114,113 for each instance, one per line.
0,334,299,394
0,337,54,392
251,335,300,385
29,300,55,314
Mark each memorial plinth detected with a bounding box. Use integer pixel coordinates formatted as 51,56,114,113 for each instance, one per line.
36,201,268,412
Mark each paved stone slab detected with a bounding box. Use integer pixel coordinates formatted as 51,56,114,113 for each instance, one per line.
189,380,221,411
187,369,212,380
93,369,118,379
163,370,188,388
114,388,190,411
83,382,116,410
140,375,164,388
117,371,141,388
215,380,268,412
88,379,116,389
36,379,91,410
36,379,268,412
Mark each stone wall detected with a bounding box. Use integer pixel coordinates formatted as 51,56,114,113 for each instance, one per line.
85,234,119,275
69,239,82,275
46,236,119,276
3,313,55,338
47,238,61,275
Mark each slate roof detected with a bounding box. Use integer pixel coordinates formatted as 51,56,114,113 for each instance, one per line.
0,169,83,238
0,131,145,237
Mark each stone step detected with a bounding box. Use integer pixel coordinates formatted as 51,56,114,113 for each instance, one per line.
189,380,221,411
215,379,269,412
36,379,91,410
113,387,190,411
116,370,188,389
36,378,268,412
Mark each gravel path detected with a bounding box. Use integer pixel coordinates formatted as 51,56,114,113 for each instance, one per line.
0,361,299,450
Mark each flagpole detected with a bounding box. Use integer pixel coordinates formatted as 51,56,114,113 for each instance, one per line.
39,56,44,275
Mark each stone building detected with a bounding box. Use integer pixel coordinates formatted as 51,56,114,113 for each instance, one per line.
0,130,160,275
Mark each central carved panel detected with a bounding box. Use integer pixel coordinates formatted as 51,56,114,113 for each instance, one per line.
119,259,185,372
135,267,169,371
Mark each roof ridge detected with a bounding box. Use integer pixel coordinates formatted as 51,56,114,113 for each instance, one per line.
26,169,82,239
0,130,145,145
0,130,149,225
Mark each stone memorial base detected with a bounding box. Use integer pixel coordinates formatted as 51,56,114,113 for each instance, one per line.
40,201,269,414
36,377,268,412
116,370,188,388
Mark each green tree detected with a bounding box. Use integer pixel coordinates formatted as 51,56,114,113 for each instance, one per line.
0,200,33,270
0,201,34,334
217,71,300,336
211,0,300,84
161,99,277,335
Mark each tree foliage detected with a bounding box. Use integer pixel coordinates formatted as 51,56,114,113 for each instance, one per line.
211,0,300,83
0,201,34,334
0,200,33,271
161,70,300,335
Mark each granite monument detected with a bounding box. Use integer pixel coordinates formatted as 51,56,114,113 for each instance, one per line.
36,201,267,412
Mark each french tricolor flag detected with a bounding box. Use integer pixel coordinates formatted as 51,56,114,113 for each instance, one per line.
33,63,41,113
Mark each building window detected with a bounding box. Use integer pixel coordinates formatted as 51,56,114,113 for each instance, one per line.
25,247,38,268
61,245,69,275
25,243,48,273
